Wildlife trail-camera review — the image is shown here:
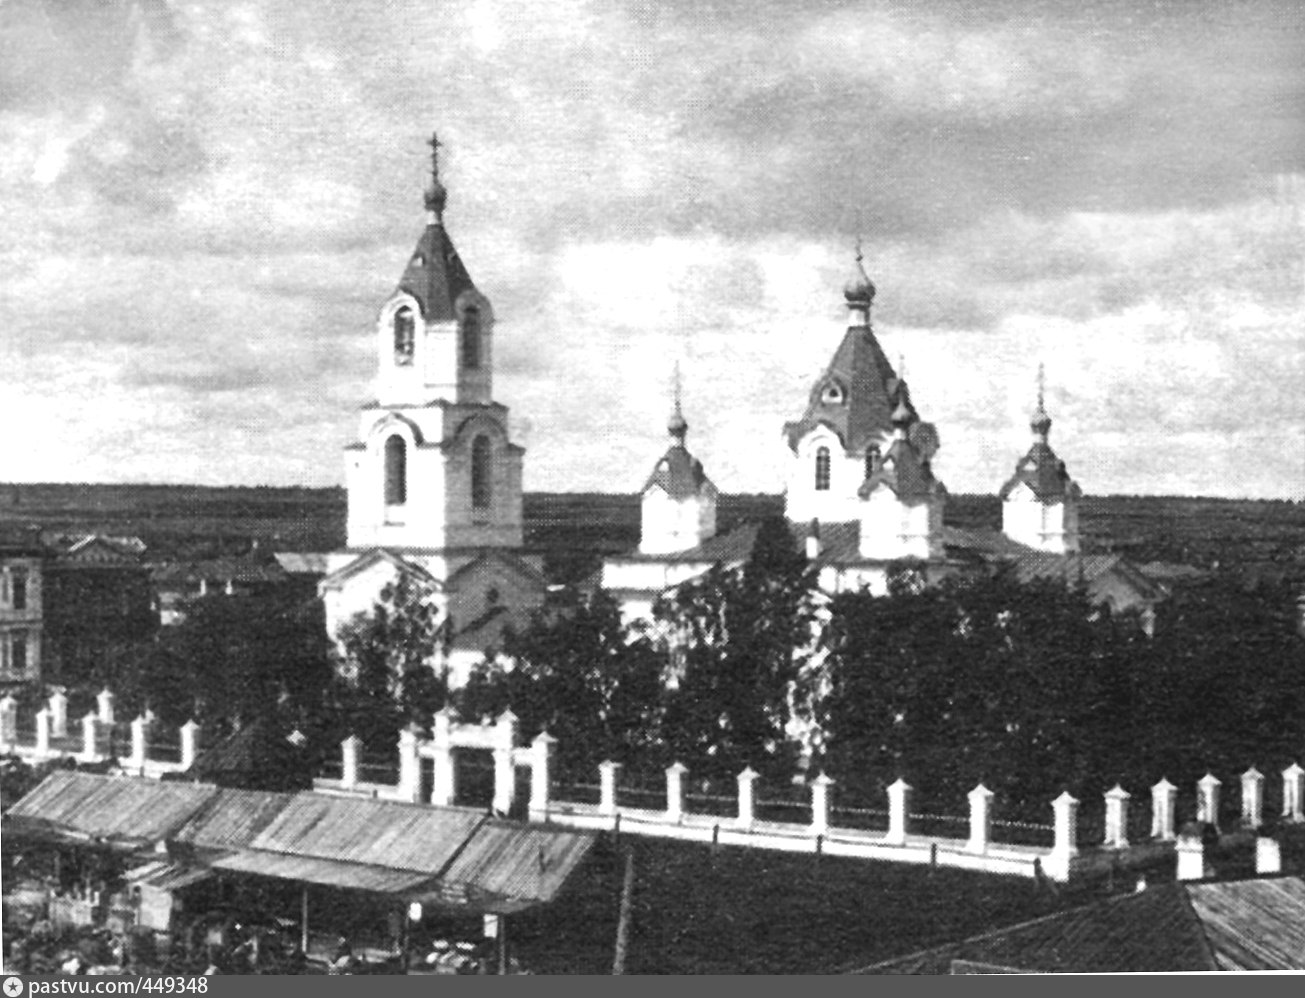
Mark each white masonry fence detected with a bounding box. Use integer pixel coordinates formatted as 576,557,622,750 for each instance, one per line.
4,694,1303,883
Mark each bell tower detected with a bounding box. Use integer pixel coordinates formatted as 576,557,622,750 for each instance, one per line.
343,133,525,552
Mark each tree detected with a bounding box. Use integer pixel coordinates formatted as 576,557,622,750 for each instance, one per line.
653,515,819,783
329,572,451,748
454,589,666,781
122,585,332,738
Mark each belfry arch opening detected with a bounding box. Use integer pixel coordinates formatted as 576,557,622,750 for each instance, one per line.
471,434,491,509
384,435,407,506
393,306,415,365
461,306,481,370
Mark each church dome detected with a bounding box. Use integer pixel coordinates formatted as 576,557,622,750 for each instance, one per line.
843,242,875,306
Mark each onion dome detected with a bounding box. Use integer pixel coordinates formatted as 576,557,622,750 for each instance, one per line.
668,407,688,443
424,131,448,223
843,243,876,306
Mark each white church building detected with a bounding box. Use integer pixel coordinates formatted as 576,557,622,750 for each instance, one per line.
598,245,1163,625
316,136,546,686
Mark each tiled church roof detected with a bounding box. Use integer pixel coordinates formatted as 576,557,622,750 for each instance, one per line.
643,445,712,500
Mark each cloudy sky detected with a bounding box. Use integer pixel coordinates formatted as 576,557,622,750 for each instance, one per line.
1,0,1302,498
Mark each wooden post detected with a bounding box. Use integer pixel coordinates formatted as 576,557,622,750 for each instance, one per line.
1283,763,1305,822
1197,773,1221,830
1151,778,1177,840
1241,767,1264,830
611,847,636,975
665,762,687,824
300,887,309,954
736,767,759,830
967,784,994,854
886,778,912,845
599,760,621,817
1104,785,1130,848
498,915,508,975
809,772,834,836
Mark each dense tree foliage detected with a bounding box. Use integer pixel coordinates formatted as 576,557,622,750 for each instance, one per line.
121,585,331,738
455,589,666,780
652,516,819,783
814,566,1305,822
327,573,450,749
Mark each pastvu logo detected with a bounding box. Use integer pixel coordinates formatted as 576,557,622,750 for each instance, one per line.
3,976,24,997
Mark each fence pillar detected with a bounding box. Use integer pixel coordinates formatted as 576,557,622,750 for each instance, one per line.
34,708,51,757
129,715,148,769
47,690,68,740
529,731,557,821
886,778,912,845
1283,763,1305,822
1197,773,1221,830
430,708,456,807
598,760,621,817
1051,791,1080,862
665,762,688,824
0,695,16,751
1241,767,1264,830
736,767,759,830
1256,835,1282,875
340,735,361,790
179,719,200,770
492,710,518,816
1151,778,1177,840
80,713,101,762
1104,785,1130,849
809,772,834,836
966,784,994,854
96,689,115,725
1176,824,1211,881
397,726,422,803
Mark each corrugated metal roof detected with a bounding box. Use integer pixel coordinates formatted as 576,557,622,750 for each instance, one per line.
858,884,1217,974
441,821,595,905
248,793,485,874
171,787,290,851
1187,878,1305,971
123,861,213,892
211,850,436,895
6,771,218,847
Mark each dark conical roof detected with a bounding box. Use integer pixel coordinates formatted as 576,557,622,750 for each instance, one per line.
395,223,478,322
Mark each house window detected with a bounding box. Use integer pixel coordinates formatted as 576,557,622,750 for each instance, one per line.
394,307,416,365
471,434,492,509
11,632,27,674
384,435,407,506
865,445,880,479
815,447,831,491
461,307,481,370
11,572,26,611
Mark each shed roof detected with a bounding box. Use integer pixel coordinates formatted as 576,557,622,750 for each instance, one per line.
5,771,219,849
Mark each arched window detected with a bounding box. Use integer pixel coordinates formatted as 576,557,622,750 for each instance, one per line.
865,445,880,479
384,435,407,506
471,434,492,509
815,446,831,491
461,307,481,370
394,307,415,365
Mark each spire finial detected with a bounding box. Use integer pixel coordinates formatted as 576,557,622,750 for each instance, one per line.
668,361,687,442
424,131,448,222
1031,362,1052,440
844,230,876,313
898,353,907,380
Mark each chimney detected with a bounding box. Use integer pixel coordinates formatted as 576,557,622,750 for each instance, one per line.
805,519,820,560
1176,821,1216,881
